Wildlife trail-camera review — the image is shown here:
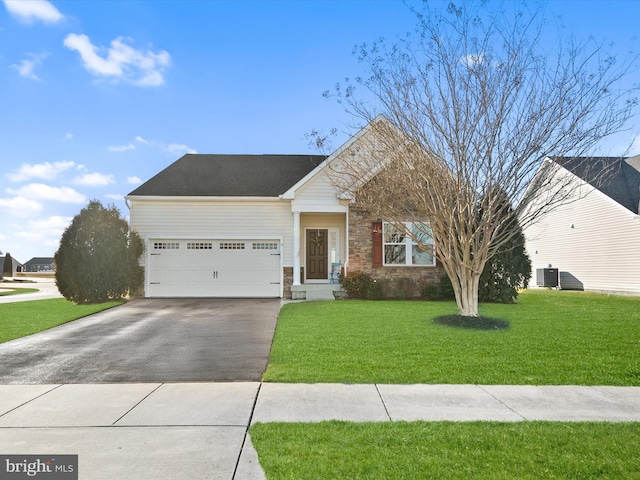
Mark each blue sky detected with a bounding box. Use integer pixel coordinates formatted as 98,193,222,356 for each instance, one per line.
1,0,639,264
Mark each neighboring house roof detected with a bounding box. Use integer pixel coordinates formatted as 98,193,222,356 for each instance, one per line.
128,154,327,197
553,156,640,214
24,257,55,267
1,256,24,269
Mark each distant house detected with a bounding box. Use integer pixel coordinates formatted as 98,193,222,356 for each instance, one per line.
1,255,24,276
24,257,56,273
524,155,640,294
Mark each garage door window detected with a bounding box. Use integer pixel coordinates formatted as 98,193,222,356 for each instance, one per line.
253,242,278,250
220,242,245,250
187,242,213,250
154,242,180,250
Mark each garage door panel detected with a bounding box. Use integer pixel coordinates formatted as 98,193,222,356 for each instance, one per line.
148,239,281,298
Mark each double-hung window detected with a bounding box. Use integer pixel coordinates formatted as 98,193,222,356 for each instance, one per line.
383,222,435,266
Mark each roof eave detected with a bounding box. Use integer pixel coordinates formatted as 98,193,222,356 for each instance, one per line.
125,195,284,202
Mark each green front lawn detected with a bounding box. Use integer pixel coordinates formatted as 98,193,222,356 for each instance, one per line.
264,290,640,385
0,298,124,343
250,421,640,479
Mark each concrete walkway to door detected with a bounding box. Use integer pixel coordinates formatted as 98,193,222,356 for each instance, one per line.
0,298,280,384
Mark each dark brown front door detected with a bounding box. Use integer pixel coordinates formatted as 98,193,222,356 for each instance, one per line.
306,229,328,280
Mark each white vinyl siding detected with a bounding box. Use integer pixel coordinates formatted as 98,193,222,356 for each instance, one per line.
524,179,640,294
130,200,293,264
291,170,347,213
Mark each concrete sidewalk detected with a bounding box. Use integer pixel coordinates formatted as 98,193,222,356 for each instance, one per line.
1,383,639,479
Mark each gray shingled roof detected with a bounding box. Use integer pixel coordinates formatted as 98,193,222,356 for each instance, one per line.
128,154,327,197
24,257,54,267
554,156,640,214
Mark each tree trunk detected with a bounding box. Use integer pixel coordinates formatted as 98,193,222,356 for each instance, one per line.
446,262,481,317
457,271,480,317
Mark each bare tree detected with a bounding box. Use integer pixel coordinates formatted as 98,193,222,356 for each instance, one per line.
322,1,637,317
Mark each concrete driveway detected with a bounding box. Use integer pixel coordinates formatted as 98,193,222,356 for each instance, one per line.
0,298,281,384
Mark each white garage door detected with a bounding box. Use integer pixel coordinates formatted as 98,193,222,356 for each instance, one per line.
147,239,281,297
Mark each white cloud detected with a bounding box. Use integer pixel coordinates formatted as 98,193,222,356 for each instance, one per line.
167,144,197,155
33,215,69,228
72,172,115,186
7,161,75,182
105,193,124,201
126,135,196,157
0,196,43,216
64,133,73,140
12,52,49,80
15,216,70,248
108,143,136,152
63,34,171,87
2,0,63,24
3,216,70,261
460,53,486,67
7,184,86,203
127,176,142,185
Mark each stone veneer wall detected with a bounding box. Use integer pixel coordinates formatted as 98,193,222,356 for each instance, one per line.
282,267,293,299
347,207,445,298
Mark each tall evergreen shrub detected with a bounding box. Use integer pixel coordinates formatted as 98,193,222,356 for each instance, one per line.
55,200,144,304
477,192,532,303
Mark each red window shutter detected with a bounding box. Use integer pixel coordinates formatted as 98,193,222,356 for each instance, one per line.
372,221,383,267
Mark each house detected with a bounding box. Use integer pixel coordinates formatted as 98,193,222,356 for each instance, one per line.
1,254,24,276
524,155,640,294
126,118,444,299
24,257,56,273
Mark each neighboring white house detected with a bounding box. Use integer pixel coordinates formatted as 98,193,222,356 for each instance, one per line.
524,155,640,294
126,117,444,299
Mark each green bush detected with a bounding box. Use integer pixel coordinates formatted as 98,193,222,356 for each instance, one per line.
367,279,386,300
421,274,456,301
439,274,456,300
55,200,144,304
392,277,413,300
341,272,378,299
478,241,531,303
478,194,532,303
421,283,440,301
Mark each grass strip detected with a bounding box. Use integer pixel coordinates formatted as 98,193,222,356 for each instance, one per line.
0,287,39,296
264,290,640,385
250,421,640,479
0,298,123,343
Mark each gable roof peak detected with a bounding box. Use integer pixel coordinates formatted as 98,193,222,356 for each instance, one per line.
552,155,640,214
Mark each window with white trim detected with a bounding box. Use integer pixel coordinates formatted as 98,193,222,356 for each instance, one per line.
383,222,435,266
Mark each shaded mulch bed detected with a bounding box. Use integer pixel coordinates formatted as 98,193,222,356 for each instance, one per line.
433,315,510,330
